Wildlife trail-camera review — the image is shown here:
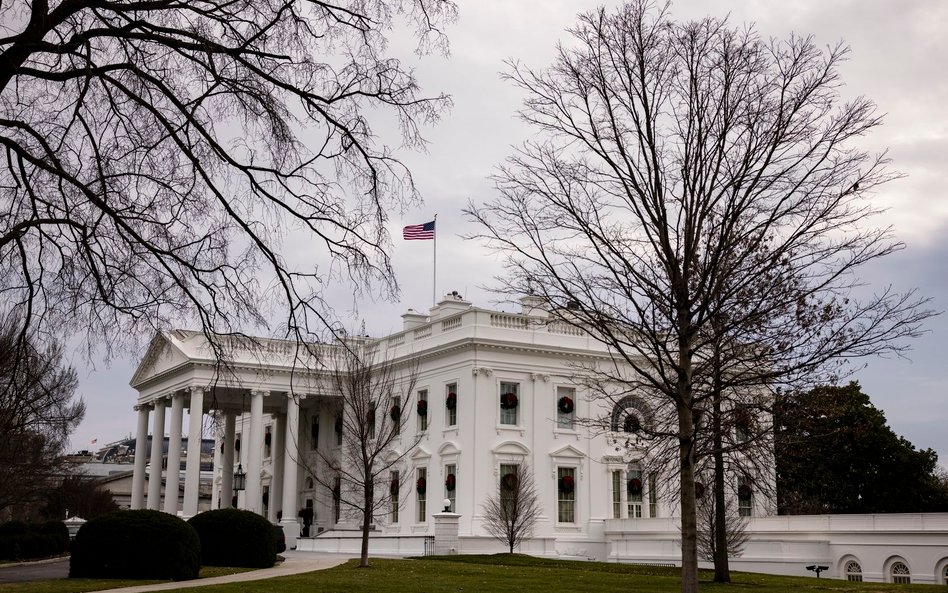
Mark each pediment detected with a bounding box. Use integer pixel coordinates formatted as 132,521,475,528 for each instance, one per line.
491,440,530,456
549,444,586,459
410,445,432,460
437,441,460,457
130,331,193,388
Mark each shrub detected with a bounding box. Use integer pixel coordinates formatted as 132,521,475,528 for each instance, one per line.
188,508,276,568
69,510,200,581
0,521,69,560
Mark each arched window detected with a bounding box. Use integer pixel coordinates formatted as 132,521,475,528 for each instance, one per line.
890,561,910,584
845,560,862,582
943,563,948,585
611,396,649,433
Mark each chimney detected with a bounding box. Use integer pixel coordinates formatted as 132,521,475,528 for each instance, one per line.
401,308,428,330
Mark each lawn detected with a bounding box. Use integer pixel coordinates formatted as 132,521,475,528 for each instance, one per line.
2,556,936,593
0,565,250,593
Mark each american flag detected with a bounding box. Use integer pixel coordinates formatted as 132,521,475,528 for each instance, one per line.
403,220,435,240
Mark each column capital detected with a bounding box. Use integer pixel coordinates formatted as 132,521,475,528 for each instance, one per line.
134,403,153,412
250,389,270,397
189,385,209,395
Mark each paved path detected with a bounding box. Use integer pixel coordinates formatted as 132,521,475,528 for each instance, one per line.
0,552,355,591
0,557,69,583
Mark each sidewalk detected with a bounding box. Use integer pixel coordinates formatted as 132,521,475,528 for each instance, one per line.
88,552,356,592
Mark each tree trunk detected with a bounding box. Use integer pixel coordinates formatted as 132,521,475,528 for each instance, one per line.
678,325,699,593
360,488,372,567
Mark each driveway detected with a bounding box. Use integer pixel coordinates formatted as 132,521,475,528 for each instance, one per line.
0,557,70,583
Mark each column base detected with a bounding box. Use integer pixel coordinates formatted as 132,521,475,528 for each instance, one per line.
280,519,301,550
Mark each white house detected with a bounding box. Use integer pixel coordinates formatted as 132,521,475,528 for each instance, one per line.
128,292,948,585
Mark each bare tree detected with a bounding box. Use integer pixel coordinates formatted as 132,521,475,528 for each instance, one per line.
0,0,456,363
481,464,541,554
0,313,84,517
301,340,420,568
467,2,932,591
695,483,748,565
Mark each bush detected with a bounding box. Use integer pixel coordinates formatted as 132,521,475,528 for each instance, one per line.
69,510,200,581
188,508,276,568
0,521,69,560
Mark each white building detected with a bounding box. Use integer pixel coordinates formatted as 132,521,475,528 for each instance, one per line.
129,292,948,585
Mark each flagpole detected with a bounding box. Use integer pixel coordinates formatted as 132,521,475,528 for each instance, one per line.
433,213,438,308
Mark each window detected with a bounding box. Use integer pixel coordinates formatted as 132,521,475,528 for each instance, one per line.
368,403,376,440
627,465,642,518
264,425,272,458
390,470,399,523
648,473,658,518
310,416,319,449
891,561,910,584
391,396,401,436
445,383,458,427
556,386,576,429
335,415,343,446
416,467,427,522
557,467,576,523
611,470,622,519
737,477,753,517
734,406,753,444
332,477,341,523
500,381,519,425
499,463,519,515
845,560,863,582
610,395,648,433
262,485,270,514
417,389,429,433
444,463,456,512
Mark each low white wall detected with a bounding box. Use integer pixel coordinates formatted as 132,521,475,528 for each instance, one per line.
605,513,948,584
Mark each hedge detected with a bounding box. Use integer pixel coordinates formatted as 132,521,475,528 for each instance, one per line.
69,510,200,581
188,508,276,568
0,521,69,560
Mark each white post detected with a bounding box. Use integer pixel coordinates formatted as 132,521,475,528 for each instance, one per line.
146,398,166,509
131,404,151,509
183,386,205,516
280,394,301,547
246,389,266,514
221,411,236,507
164,392,185,514
269,412,285,523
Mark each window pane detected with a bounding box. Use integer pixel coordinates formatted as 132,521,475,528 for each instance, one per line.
500,382,519,425
446,383,458,427
557,467,575,523
556,386,576,429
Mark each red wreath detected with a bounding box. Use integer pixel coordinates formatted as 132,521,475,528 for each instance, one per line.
500,392,519,410
416,477,427,495
501,472,518,491
417,399,428,416
623,414,641,433
390,479,399,496
558,474,575,494
234,438,241,451
735,408,753,429
738,483,753,499
695,482,706,498
558,396,575,414
445,473,456,491
445,392,458,410
390,404,401,422
627,477,643,496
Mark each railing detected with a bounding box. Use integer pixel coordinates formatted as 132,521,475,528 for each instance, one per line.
489,313,529,329
441,315,462,331
423,536,436,556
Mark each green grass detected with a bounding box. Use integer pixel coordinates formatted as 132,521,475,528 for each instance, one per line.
1,556,936,593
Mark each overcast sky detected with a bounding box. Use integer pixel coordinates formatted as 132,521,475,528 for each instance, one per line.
70,1,948,466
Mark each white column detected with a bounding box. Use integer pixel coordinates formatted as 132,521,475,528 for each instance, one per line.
164,392,184,514
269,412,285,523
211,414,222,510
146,398,167,509
221,411,236,507
280,394,301,546
245,389,266,514
131,404,151,509
183,386,205,517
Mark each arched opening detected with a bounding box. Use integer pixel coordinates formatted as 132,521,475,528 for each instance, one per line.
610,395,649,433
890,561,911,584
844,560,862,582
